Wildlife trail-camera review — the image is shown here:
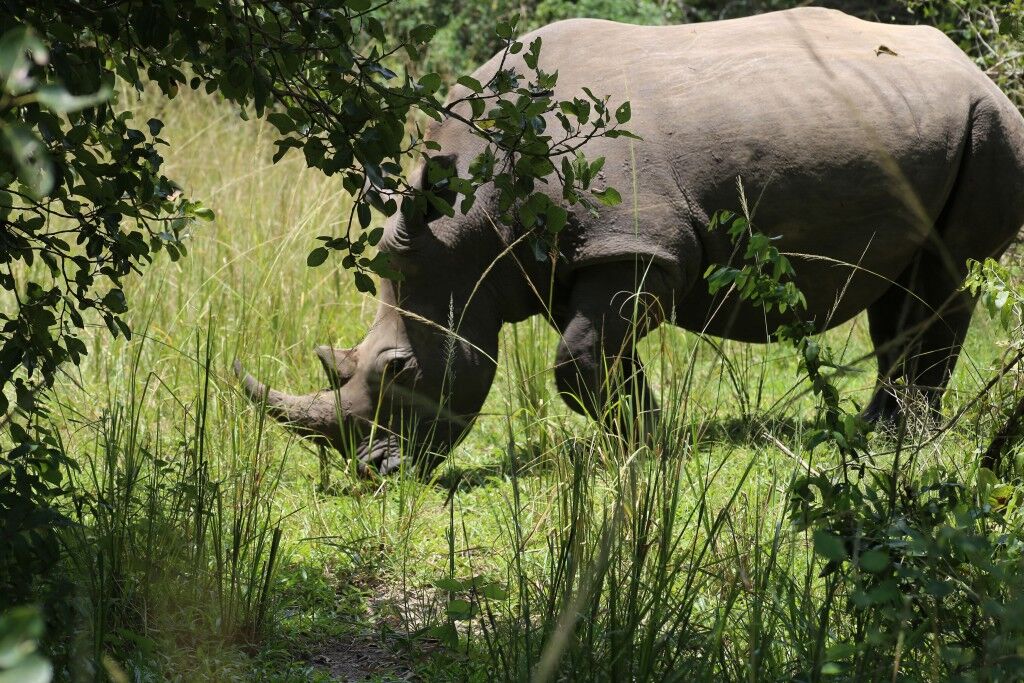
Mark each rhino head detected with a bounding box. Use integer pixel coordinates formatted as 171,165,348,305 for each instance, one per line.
235,155,510,475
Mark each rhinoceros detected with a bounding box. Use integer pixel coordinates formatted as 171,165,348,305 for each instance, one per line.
235,7,1024,474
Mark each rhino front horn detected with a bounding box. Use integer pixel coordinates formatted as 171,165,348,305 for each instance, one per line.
233,359,344,447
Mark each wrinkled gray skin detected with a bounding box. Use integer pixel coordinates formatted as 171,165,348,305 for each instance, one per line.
237,8,1024,475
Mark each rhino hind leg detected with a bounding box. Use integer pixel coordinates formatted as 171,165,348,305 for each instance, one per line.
553,262,669,438
864,102,1024,425
863,250,975,424
865,109,1024,425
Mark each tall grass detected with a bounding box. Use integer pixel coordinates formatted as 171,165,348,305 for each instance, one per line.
45,89,365,678
54,322,286,677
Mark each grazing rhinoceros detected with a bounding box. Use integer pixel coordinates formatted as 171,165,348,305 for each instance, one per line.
236,8,1024,474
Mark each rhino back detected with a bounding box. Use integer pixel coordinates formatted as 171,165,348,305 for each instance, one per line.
437,9,1023,329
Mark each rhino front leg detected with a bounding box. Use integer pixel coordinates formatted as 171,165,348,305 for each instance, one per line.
554,263,669,438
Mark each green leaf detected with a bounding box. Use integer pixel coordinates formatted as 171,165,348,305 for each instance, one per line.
480,583,508,600
605,129,642,140
813,530,847,562
858,549,889,573
866,579,900,604
357,203,371,229
469,97,485,119
524,37,542,70
2,123,54,197
192,206,215,221
307,247,329,267
417,73,442,95
433,577,465,592
456,76,483,93
101,289,127,313
35,84,111,113
427,623,459,648
544,204,568,234
272,138,303,163
0,606,45,667
446,599,474,620
266,112,294,134
591,186,621,207
410,24,436,44
615,101,631,124
354,271,375,293
826,643,857,662
977,466,998,493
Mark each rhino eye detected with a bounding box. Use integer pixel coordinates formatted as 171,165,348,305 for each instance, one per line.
377,350,414,378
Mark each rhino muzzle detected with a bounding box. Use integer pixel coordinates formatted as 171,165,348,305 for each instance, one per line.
234,358,476,476
234,359,424,476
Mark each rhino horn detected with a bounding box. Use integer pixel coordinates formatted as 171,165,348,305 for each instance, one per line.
233,359,343,446
316,345,357,388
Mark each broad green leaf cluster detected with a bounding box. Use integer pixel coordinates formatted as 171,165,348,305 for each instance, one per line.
0,23,200,414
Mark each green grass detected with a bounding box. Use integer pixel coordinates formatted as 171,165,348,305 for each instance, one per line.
49,89,1024,681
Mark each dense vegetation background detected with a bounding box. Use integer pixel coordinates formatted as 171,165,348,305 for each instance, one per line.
385,0,910,78
1,0,1023,681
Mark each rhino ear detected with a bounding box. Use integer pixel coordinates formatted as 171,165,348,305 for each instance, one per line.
399,153,459,237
